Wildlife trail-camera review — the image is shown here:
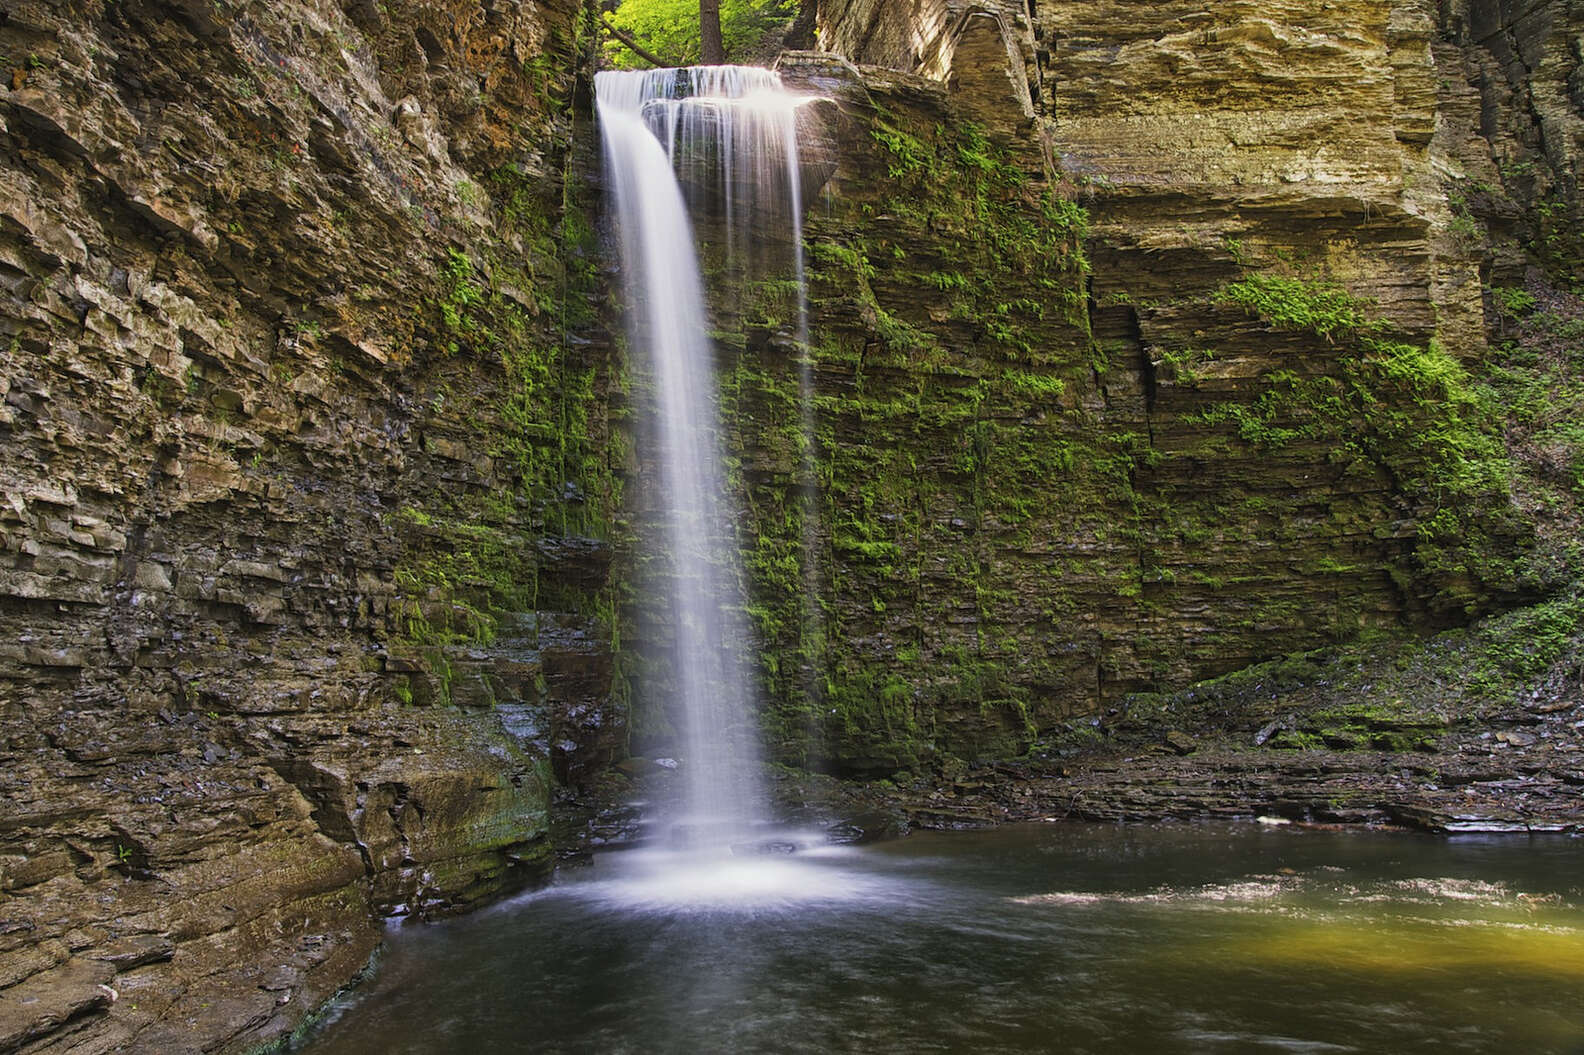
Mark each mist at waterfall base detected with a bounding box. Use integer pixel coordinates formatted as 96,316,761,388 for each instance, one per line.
594,64,818,889
300,824,1584,1054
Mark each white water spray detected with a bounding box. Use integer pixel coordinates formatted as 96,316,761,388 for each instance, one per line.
596,66,818,849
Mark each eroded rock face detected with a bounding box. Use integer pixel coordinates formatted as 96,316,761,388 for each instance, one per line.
1439,0,1584,282
0,0,621,1049
0,0,1578,1045
718,1,1580,772
815,0,1044,136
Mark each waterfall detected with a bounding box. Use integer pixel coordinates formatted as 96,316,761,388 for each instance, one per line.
596,66,816,844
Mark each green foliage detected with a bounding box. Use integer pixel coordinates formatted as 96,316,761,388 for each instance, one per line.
1214,275,1369,340
871,124,930,179
873,308,936,353
1476,279,1584,590
1198,274,1525,611
820,666,926,774
393,505,534,645
1463,590,1584,696
810,240,874,280
999,369,1065,400
437,249,485,353
1532,196,1584,290
1153,344,1217,385
722,115,1101,772
603,0,796,68
863,119,1089,283
390,165,624,709
1493,286,1537,320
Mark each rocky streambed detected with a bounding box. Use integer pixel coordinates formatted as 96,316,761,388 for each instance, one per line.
562,702,1584,864
558,626,1584,852
891,726,1584,835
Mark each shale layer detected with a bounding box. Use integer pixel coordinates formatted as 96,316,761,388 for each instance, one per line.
1,0,1581,1049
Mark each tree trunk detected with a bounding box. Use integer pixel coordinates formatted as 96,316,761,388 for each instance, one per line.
699,0,725,64
784,0,818,50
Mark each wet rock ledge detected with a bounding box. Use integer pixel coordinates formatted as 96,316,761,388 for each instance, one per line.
778,625,1584,837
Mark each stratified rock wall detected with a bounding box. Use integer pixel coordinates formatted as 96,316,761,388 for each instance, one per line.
1041,0,1486,653
0,0,623,1049
816,0,1044,132
0,0,1577,1044
742,0,1576,772
1439,0,1584,282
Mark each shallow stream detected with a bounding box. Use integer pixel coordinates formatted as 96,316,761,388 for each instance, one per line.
301,823,1584,1053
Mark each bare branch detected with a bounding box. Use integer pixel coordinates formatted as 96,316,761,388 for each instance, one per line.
599,15,679,69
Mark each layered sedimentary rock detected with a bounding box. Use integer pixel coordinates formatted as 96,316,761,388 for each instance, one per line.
816,0,1044,135
0,0,623,1049
1437,0,1584,282
0,0,1579,1045
720,0,1581,772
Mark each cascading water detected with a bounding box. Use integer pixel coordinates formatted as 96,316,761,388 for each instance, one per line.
596,65,819,857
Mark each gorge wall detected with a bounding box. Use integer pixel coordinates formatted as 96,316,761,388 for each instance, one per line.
0,0,625,1049
0,0,1580,1049
710,0,1579,773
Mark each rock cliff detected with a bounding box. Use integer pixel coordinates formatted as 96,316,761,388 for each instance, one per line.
0,0,1579,1048
709,0,1580,773
0,0,624,1049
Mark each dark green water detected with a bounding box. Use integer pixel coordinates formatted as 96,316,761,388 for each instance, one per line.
301,823,1584,1054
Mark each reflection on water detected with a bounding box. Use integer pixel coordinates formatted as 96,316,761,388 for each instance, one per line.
300,824,1584,1055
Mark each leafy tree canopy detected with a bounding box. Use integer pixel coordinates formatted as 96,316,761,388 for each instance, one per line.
603,0,797,69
